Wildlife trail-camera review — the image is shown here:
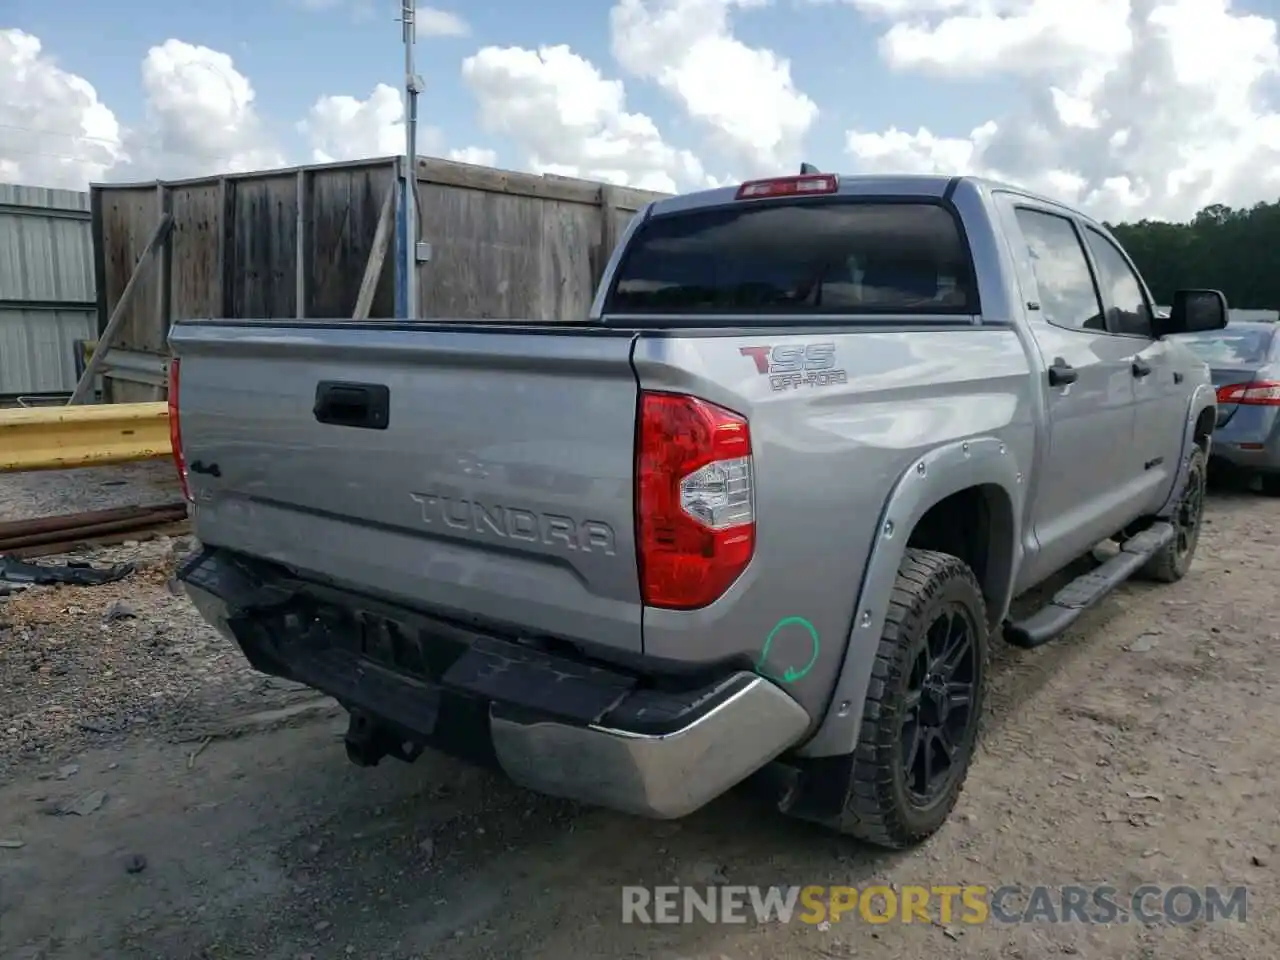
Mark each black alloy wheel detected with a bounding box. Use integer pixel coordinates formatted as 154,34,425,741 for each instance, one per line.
901,602,979,807
1173,456,1205,561
1142,444,1207,583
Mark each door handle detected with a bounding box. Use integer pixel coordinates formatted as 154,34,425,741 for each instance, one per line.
1048,358,1078,387
1132,359,1152,378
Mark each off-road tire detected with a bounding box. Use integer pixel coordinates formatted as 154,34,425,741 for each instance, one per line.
1259,473,1280,497
1141,444,1208,583
833,548,989,849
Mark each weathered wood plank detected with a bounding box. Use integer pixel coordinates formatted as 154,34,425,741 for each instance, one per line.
538,198,599,321
89,187,108,337
168,182,222,322
216,178,233,316
295,169,309,318
352,179,397,320
98,187,162,356
308,163,399,318
154,184,172,336
230,175,298,318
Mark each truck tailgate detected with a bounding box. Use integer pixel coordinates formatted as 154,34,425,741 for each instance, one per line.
168,321,643,654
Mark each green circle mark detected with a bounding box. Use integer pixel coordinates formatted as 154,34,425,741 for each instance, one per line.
755,616,820,684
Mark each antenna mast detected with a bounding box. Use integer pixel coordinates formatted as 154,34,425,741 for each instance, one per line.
399,0,420,317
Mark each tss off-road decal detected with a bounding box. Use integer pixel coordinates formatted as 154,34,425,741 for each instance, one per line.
739,343,848,391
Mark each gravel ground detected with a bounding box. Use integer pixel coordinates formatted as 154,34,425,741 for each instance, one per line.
0,535,319,778
0,461,181,523
0,467,1276,959
0,464,319,776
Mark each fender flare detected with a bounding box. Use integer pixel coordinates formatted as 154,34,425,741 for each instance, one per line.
797,435,1025,759
1156,384,1216,519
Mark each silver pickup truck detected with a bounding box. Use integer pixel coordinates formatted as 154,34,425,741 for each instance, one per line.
170,172,1227,849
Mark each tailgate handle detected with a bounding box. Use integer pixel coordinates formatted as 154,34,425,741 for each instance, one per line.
313,381,390,430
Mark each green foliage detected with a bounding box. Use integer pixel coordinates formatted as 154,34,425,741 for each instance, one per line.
1106,200,1280,310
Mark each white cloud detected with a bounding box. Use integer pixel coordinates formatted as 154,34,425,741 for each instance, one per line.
300,83,445,163
303,83,400,163
610,0,818,174
120,39,285,179
292,1,467,33
0,29,124,189
461,43,708,193
418,7,470,36
448,146,499,166
866,0,1133,77
842,0,1280,222
845,121,996,175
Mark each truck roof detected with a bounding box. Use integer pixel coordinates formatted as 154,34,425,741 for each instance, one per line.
647,173,1096,225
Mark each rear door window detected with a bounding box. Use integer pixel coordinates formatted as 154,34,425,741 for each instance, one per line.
605,201,976,315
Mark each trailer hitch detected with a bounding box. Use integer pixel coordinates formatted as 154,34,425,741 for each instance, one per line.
343,709,423,767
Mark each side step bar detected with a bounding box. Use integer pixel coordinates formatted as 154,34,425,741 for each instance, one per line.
1003,522,1174,649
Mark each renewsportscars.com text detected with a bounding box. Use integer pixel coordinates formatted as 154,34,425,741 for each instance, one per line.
621,884,1248,926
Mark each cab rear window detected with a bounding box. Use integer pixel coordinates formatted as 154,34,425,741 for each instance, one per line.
605,200,975,315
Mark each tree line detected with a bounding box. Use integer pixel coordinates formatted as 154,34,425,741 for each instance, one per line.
1106,200,1280,310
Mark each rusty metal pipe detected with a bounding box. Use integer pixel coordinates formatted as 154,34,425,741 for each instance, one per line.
5,522,191,560
0,506,189,550
0,503,185,540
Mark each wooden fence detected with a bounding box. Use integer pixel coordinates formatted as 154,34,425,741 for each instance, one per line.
88,156,670,402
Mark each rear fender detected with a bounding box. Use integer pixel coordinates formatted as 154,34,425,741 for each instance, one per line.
1156,384,1216,519
796,436,1024,759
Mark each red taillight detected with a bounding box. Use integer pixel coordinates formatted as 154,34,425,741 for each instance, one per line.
1216,381,1280,405
168,357,191,503
636,391,755,610
735,174,838,201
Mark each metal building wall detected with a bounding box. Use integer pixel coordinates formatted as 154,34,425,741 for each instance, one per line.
0,183,96,397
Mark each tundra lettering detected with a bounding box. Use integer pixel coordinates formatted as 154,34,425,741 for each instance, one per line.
409,492,617,555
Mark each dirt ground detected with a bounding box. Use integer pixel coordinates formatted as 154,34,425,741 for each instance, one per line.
0,469,1276,960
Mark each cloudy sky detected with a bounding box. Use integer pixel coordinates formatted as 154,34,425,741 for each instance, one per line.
3,0,1279,223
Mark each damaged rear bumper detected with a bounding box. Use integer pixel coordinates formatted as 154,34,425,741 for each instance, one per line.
179,547,809,820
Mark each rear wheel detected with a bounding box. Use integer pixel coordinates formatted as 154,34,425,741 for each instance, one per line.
816,549,988,849
1259,473,1280,497
1141,445,1207,583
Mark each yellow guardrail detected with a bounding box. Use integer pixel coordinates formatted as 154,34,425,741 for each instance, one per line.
0,402,172,473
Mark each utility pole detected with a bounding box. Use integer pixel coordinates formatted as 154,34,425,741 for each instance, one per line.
399,0,420,318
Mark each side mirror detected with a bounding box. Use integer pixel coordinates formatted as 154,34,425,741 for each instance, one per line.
1163,289,1228,336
